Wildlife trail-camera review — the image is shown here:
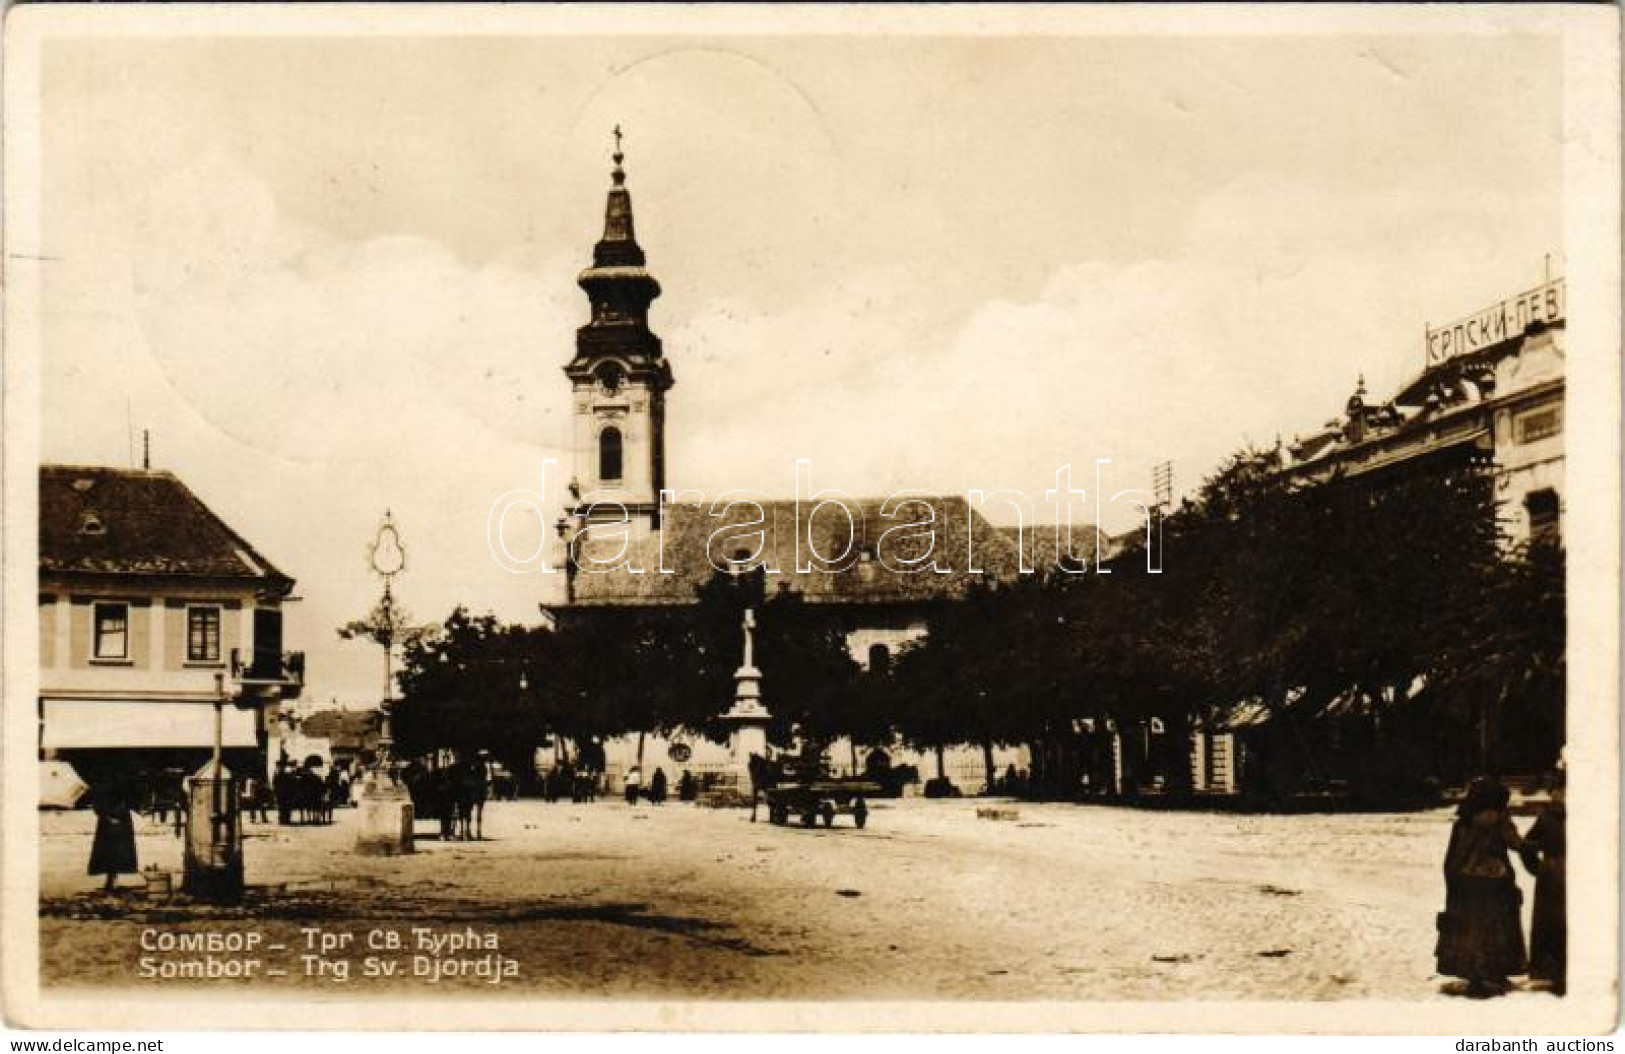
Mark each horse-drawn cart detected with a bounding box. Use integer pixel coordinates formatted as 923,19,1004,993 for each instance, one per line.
763,778,878,828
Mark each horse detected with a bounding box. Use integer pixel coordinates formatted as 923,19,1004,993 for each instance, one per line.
491,768,519,801
298,768,332,824
400,762,455,840
450,757,489,841
431,766,457,840
148,768,188,833
747,753,780,823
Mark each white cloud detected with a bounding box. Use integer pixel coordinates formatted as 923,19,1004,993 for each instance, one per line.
46,153,577,702
662,173,1555,529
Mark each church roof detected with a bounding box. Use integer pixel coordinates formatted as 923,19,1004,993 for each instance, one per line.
995,522,1114,573
569,497,1111,606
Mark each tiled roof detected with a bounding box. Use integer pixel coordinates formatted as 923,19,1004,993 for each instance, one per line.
570,497,1106,606
995,523,1115,572
40,465,292,588
300,709,380,747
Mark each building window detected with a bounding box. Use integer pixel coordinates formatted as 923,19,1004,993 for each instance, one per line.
1526,488,1561,545
1516,407,1562,444
252,608,284,678
92,602,128,660
599,427,623,483
187,605,222,663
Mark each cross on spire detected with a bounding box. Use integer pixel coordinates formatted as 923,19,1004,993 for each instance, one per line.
611,124,626,186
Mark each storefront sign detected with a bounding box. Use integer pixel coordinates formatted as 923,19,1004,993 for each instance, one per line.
1425,277,1564,367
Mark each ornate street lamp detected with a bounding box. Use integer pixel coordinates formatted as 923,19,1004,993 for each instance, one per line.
369,511,406,764
346,510,415,856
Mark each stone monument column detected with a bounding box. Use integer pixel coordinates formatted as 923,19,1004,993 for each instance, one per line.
721,608,771,794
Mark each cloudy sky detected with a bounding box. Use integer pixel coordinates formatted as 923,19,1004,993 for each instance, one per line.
32,25,1562,702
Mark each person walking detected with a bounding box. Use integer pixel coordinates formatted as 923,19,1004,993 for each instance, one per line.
649,767,668,805
88,780,139,893
1520,773,1566,995
678,769,697,803
1436,776,1527,998
623,766,642,806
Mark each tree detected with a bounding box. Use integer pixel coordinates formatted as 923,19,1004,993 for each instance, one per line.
1164,444,1513,800
391,608,552,779
336,591,433,701
1430,538,1565,776
888,577,1053,792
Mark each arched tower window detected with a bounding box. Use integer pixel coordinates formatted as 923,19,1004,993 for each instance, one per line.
868,643,891,675
599,427,623,483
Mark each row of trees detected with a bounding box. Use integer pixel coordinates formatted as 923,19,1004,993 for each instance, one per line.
386,447,1564,805
888,450,1564,801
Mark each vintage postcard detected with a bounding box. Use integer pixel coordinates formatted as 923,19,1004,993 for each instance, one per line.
3,2,1619,1035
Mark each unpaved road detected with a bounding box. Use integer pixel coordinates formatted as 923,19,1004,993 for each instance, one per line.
37,797,1545,1001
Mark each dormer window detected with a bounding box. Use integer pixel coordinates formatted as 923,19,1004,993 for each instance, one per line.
78,512,106,536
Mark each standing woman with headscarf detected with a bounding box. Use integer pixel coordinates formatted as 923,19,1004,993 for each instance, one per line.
1436,776,1527,997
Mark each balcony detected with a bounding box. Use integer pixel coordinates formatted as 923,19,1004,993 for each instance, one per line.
230,648,305,699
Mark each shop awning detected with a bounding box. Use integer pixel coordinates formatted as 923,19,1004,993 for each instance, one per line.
41,698,259,750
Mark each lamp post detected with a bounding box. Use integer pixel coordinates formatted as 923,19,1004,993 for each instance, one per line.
182,671,243,899
353,510,415,856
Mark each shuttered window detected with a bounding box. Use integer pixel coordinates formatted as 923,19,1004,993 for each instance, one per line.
187,605,222,663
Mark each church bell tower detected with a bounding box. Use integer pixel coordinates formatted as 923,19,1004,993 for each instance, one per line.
563,128,673,538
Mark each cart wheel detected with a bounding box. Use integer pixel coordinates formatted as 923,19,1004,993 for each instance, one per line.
853,798,868,829
820,802,836,827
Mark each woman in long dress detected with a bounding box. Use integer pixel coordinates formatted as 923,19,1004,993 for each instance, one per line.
88,780,139,892
1436,776,1527,997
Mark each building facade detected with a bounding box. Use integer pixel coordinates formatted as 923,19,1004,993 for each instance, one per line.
1281,274,1565,547
39,465,304,789
1188,274,1568,796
